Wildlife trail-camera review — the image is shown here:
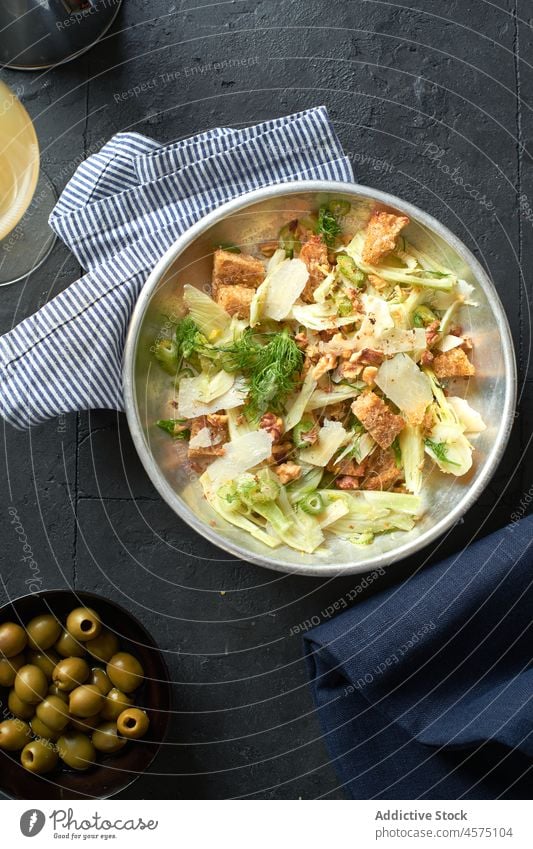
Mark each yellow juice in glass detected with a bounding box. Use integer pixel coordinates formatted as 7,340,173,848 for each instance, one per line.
0,81,40,241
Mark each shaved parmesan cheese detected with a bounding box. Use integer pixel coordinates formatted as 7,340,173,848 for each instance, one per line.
378,327,427,354
201,430,273,490
437,334,464,353
375,353,432,425
448,397,486,433
299,420,348,467
189,427,212,449
178,375,247,418
251,258,309,324
360,293,395,337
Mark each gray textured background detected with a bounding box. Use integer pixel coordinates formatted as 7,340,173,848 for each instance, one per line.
0,0,531,799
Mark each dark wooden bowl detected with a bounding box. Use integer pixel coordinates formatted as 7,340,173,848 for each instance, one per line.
0,590,171,799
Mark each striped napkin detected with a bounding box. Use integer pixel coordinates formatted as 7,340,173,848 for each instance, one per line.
0,107,353,430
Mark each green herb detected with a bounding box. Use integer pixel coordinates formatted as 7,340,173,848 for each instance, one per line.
218,329,304,420
175,316,207,360
156,419,190,439
316,205,342,248
424,438,460,466
337,254,365,286
299,492,324,515
392,436,402,469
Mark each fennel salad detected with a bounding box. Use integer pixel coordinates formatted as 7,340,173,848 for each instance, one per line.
152,202,485,555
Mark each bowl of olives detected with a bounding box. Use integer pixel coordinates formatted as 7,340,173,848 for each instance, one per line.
0,590,171,799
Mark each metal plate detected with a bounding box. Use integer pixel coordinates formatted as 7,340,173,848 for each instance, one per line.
123,182,516,577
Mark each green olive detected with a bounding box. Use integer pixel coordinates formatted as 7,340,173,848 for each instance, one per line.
8,690,35,720
55,630,86,658
116,708,150,740
14,664,48,704
21,738,58,774
0,622,27,657
28,650,60,681
30,717,60,742
69,684,104,718
66,607,102,642
89,667,112,695
85,629,119,663
26,615,61,652
52,657,89,691
57,732,95,771
47,683,69,703
100,688,133,721
92,722,127,754
0,652,25,688
36,695,70,731
107,653,144,693
0,719,31,751
69,713,101,734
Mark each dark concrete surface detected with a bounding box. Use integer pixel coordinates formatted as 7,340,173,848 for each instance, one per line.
0,0,531,799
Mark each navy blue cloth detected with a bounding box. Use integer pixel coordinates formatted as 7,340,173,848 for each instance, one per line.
304,518,533,799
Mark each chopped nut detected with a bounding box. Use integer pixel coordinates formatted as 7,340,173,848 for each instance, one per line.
271,442,292,463
360,348,385,366
294,332,308,350
362,365,378,385
275,462,302,485
420,350,434,367
337,361,362,381
259,412,284,443
336,475,360,490
368,273,387,290
425,319,440,348
362,448,402,491
312,353,338,380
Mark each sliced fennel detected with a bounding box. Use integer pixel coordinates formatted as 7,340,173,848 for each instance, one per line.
423,370,473,476
284,370,317,432
205,488,281,548
177,372,245,418
183,284,230,339
447,397,486,434
399,425,425,494
306,385,364,412
345,232,456,290
291,301,358,330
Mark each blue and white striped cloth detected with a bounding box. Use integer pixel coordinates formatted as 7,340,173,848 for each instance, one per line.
0,107,353,429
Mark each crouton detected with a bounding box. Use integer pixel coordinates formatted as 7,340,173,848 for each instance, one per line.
352,391,405,450
188,415,228,459
432,348,475,379
215,284,254,319
361,210,409,265
211,249,264,299
362,448,402,491
299,235,330,302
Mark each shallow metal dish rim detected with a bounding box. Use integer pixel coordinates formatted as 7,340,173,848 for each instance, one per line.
123,180,517,577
